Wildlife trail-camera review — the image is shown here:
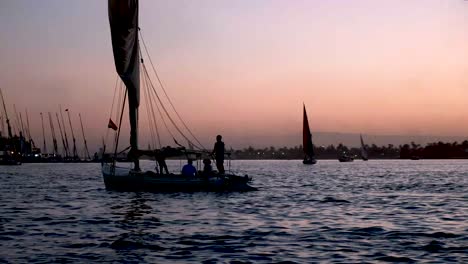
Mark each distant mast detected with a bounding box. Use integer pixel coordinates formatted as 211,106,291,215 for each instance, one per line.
55,113,68,157
59,105,70,158
65,109,78,159
79,113,91,160
48,112,59,156
0,115,4,136
0,89,13,138
19,112,25,139
13,104,21,136
40,113,47,154
25,109,33,147
108,0,140,170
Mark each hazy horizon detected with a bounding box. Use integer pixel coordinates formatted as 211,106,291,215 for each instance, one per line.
1,0,468,153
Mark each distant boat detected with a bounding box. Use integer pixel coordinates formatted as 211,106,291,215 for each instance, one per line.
302,104,317,165
0,150,21,165
360,134,369,161
0,89,22,165
338,152,354,162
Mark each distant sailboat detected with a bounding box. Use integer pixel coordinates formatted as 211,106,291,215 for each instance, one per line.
338,152,354,162
303,104,317,165
0,89,21,165
360,134,369,161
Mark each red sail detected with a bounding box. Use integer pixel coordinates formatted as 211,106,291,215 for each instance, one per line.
109,0,140,169
108,0,139,152
303,105,314,158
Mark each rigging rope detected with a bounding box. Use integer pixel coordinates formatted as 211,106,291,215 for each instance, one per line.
142,63,203,150
142,68,157,149
142,66,177,143
116,81,125,126
104,76,120,149
113,89,127,163
139,49,161,149
107,30,210,156
139,30,207,151
144,73,162,148
114,81,126,147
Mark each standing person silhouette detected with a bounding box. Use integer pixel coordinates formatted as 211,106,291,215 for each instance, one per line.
211,135,225,174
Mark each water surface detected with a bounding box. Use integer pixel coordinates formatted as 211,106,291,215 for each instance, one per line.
0,160,466,263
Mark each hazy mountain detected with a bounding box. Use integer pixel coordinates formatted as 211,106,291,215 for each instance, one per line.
222,132,468,149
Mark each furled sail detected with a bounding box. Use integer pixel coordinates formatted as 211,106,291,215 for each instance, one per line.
108,0,140,168
360,134,369,160
303,105,314,159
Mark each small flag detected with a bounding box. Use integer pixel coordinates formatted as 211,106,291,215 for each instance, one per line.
108,119,118,131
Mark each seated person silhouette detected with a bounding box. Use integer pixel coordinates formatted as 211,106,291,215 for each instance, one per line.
202,158,212,176
181,159,197,177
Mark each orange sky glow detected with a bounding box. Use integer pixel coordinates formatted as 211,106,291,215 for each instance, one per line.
1,0,467,150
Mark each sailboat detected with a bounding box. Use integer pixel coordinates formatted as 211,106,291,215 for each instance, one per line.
0,89,22,165
302,104,317,165
102,0,256,192
360,134,369,161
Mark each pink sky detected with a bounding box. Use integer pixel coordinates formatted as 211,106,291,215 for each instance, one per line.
1,0,468,151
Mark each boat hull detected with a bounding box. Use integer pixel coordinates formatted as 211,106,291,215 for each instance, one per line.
102,163,257,192
0,160,21,165
303,158,317,165
0,152,21,165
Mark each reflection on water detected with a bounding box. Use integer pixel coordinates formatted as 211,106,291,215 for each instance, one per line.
0,160,467,263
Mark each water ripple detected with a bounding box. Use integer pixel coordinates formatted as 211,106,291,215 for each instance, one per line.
0,160,467,263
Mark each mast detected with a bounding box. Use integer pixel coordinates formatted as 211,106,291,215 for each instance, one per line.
0,115,4,137
59,105,70,158
0,89,12,138
109,0,141,170
55,112,68,157
303,104,314,159
13,104,21,136
79,113,91,160
40,113,47,154
65,109,78,159
25,109,32,145
48,113,59,156
19,112,25,139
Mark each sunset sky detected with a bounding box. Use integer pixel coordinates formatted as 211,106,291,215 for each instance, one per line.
1,0,467,151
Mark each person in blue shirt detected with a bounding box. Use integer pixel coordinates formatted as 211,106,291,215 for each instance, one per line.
181,159,197,177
